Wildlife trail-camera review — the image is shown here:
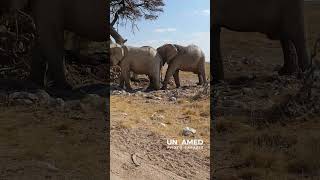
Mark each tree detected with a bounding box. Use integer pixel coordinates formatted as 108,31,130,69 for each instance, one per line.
110,0,165,44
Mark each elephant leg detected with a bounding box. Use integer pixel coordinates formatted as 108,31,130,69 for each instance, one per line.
292,33,310,72
29,43,47,87
162,63,177,89
122,69,132,90
279,39,299,75
173,70,180,88
212,26,224,82
197,74,203,85
147,75,153,90
119,75,125,89
37,22,71,90
153,75,160,90
198,62,206,85
201,68,207,84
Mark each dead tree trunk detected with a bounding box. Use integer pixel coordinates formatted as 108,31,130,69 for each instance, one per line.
110,26,126,45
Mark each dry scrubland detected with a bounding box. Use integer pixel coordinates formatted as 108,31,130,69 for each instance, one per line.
110,63,211,180
214,3,320,179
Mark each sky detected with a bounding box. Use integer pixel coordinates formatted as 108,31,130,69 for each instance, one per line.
114,0,210,61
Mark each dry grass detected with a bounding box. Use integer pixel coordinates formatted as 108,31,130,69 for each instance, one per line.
111,61,210,145
111,94,210,143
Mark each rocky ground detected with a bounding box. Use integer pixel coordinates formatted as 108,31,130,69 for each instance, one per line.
110,68,211,180
213,2,320,179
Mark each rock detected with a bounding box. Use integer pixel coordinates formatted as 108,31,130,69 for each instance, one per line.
49,98,65,109
9,92,39,102
112,90,122,95
35,90,51,104
159,123,166,127
14,99,33,105
85,67,91,73
154,97,162,100
55,98,65,107
150,112,165,121
242,88,253,95
8,91,43,106
182,127,196,136
65,100,82,110
169,97,177,102
145,95,155,99
121,113,128,117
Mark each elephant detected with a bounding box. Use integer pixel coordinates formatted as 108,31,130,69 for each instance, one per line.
157,44,206,89
0,0,107,90
110,44,162,90
212,0,310,82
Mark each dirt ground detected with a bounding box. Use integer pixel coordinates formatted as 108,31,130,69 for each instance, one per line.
110,64,211,180
0,27,109,179
213,2,320,179
0,103,108,179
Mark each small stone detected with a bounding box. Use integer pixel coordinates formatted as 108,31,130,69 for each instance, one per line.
182,127,196,136
35,90,51,104
85,67,91,73
159,123,166,127
169,97,177,101
14,99,33,105
55,98,65,107
121,113,128,116
154,97,162,100
9,92,38,101
242,88,253,95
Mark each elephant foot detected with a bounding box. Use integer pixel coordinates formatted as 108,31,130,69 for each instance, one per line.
47,88,86,99
28,75,45,88
161,86,167,90
146,85,154,91
125,86,133,92
278,66,298,76
50,81,73,91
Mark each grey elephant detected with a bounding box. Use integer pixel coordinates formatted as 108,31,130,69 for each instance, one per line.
212,0,310,82
157,44,206,89
110,44,162,90
0,0,107,90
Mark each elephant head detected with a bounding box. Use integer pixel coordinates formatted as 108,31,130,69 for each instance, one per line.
110,43,128,66
157,44,178,64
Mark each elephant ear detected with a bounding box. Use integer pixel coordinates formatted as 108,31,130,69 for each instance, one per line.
110,44,125,66
157,44,178,64
164,44,178,64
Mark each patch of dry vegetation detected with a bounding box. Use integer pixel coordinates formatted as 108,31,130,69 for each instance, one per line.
111,93,210,143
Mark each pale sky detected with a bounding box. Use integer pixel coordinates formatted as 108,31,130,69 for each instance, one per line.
113,0,210,61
